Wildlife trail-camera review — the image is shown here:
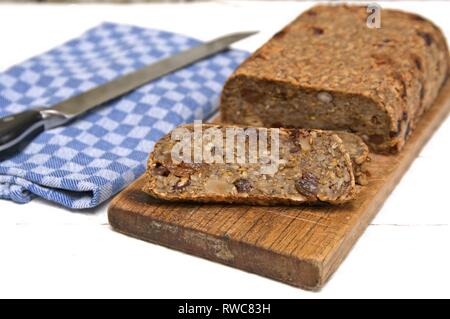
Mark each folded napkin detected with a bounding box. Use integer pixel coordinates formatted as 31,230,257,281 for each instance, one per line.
0,22,248,209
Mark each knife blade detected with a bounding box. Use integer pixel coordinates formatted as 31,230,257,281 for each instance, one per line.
0,31,257,156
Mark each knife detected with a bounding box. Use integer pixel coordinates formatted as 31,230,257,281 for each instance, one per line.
0,31,257,156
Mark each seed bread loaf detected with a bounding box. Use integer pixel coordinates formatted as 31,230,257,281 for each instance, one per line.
220,5,449,153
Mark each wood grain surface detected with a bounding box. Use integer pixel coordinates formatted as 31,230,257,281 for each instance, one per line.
108,80,450,290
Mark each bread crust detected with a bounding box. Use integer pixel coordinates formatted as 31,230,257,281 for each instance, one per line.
335,131,370,185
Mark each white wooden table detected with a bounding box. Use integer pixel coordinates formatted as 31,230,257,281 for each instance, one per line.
0,1,449,298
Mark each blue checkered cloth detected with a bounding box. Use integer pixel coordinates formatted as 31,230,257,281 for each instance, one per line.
0,22,248,209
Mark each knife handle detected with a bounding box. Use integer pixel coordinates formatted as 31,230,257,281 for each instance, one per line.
0,110,45,156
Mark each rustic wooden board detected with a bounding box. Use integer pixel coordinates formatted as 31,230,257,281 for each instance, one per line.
108,80,450,290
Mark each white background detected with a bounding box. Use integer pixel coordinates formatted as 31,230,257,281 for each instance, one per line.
0,1,449,298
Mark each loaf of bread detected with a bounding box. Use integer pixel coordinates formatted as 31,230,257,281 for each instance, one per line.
220,5,449,153
144,124,363,205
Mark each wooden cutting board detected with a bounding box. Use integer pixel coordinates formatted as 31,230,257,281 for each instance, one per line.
108,80,450,290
